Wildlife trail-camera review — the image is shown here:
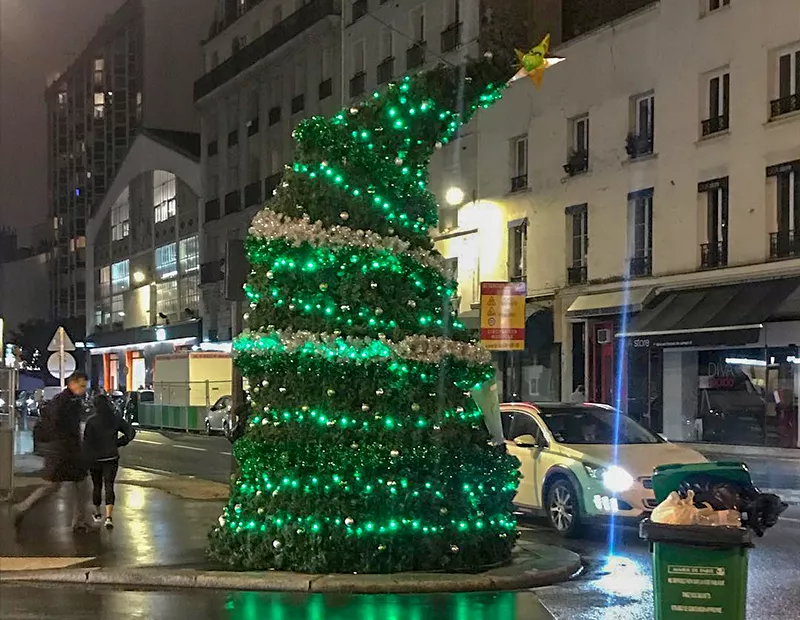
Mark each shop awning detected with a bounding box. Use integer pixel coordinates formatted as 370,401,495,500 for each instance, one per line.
616,279,800,348
566,287,655,319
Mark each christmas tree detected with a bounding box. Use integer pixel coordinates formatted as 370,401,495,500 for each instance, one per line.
208,55,521,573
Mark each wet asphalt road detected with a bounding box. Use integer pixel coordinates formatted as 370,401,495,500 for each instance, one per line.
520,506,800,620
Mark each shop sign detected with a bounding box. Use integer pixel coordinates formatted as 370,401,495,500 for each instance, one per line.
480,282,526,351
766,160,800,177
625,327,761,350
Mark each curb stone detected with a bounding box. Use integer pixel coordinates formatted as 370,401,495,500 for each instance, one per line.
0,544,580,594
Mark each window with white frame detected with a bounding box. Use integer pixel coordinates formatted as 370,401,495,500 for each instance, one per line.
99,266,111,298
511,136,528,190
707,0,730,12
635,93,655,140
179,235,200,274
153,170,177,223
411,6,425,43
508,219,528,282
111,187,130,241
111,260,129,293
155,243,178,280
627,189,654,277
567,204,588,270
181,273,201,313
445,0,460,25
93,92,105,119
772,47,800,118
156,280,179,318
571,114,589,154
702,70,730,136
111,294,124,319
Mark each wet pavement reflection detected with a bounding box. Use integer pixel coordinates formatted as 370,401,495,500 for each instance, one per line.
0,585,555,620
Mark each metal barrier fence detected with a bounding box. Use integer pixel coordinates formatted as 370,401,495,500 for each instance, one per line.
140,380,231,433
0,368,19,500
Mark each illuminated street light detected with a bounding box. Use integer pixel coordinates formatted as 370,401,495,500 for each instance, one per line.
445,186,465,206
133,271,147,284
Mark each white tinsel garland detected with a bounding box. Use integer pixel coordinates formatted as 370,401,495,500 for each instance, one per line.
234,328,491,366
249,208,447,274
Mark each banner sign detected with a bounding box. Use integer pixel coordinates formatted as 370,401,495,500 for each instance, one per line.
480,282,526,351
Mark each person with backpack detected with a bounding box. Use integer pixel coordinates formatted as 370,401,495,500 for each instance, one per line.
83,393,136,529
13,373,92,531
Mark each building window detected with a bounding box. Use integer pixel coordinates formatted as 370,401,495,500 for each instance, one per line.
628,189,654,277
155,243,178,280
565,115,589,175
181,273,201,314
627,93,654,158
111,259,130,294
156,280,179,318
350,40,366,98
508,219,528,282
111,187,130,241
380,27,393,60
769,163,800,259
771,48,800,118
411,5,425,42
567,204,588,284
112,294,124,320
93,58,104,87
99,266,111,298
268,106,282,125
702,71,730,136
707,0,730,11
510,136,528,192
698,177,729,269
179,235,200,274
93,92,105,119
153,170,177,223
352,0,367,22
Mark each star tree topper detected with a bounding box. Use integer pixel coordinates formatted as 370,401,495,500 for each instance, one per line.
509,34,565,87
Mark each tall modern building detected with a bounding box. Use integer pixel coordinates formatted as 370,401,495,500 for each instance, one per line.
46,0,217,320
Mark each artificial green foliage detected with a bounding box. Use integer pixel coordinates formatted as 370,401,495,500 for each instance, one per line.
208,56,521,574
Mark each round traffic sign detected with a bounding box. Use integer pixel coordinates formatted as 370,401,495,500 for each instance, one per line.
47,352,77,379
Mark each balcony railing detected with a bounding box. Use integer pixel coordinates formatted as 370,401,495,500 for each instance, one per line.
194,0,338,101
351,0,367,22
510,174,528,192
200,260,223,284
377,56,394,85
264,173,282,198
628,255,652,278
626,132,654,159
770,94,800,119
441,22,461,53
244,181,262,207
770,230,800,260
204,198,220,222
701,113,729,137
224,190,241,215
406,42,427,71
700,240,727,269
567,265,587,285
349,71,366,98
318,77,332,100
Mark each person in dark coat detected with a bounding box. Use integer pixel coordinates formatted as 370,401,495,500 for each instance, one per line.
83,394,135,529
12,372,92,531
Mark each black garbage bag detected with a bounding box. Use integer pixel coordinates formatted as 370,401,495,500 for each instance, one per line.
678,474,788,537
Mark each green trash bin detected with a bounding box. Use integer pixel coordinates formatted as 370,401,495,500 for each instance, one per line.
641,462,755,620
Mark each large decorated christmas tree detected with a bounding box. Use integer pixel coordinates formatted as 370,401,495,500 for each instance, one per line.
208,55,521,574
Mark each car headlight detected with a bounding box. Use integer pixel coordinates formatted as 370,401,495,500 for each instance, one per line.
583,463,634,493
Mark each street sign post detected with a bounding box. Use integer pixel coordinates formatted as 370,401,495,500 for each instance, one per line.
47,327,76,389
480,282,527,351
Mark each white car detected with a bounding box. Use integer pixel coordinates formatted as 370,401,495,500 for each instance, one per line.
500,402,707,536
205,395,234,436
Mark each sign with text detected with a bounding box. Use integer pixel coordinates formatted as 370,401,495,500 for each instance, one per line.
480,282,526,351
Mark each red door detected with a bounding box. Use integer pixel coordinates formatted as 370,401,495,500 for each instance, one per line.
590,321,616,405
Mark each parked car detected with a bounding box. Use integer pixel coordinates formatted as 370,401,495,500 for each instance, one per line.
501,402,706,536
205,395,234,436
123,389,154,425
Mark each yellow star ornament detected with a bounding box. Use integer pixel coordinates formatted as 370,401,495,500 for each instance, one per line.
509,34,565,88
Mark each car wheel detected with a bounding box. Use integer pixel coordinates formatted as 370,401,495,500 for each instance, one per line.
222,420,230,439
546,478,582,537
205,420,212,435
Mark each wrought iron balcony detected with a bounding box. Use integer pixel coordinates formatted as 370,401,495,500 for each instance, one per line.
563,149,589,176
770,230,800,260
770,94,800,119
701,113,729,137
224,190,241,215
406,41,427,71
510,174,528,192
377,56,394,85
625,132,654,159
628,255,652,278
700,241,727,269
567,265,587,285
441,22,461,53
349,71,366,98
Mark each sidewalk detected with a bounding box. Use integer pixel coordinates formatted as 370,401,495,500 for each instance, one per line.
1,469,581,593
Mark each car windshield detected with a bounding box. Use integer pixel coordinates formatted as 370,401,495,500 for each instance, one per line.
539,407,661,445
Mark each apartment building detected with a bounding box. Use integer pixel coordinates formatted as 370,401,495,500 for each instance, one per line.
438,0,800,448
46,0,216,321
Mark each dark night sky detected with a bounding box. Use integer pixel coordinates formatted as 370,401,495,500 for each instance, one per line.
0,0,125,230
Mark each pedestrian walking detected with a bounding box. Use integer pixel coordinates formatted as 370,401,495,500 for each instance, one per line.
12,372,93,531
83,393,135,529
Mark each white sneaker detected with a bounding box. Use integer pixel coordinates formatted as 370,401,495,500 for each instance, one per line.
104,517,114,529
93,513,103,524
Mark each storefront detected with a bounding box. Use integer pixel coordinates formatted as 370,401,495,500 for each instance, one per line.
618,278,800,449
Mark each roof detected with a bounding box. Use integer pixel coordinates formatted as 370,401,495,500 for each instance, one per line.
139,128,201,161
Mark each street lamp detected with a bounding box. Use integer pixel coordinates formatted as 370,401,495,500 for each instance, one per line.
133,271,147,284
445,186,465,206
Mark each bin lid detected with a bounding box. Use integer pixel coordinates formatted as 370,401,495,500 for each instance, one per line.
652,461,753,504
640,519,753,548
